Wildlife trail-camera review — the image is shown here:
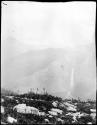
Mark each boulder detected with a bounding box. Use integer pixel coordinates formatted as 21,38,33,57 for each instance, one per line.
90,113,96,119
1,98,4,102
44,119,49,123
67,106,77,112
87,122,92,124
13,103,39,115
57,118,64,123
1,106,4,114
64,102,76,108
38,112,45,116
7,116,17,124
90,109,96,113
51,108,63,114
52,101,58,107
6,96,14,99
48,111,57,116
48,115,53,118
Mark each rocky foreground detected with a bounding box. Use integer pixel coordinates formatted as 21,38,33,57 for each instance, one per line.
1,92,96,124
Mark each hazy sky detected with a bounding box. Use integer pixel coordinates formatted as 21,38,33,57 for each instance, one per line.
1,1,96,99
2,1,96,50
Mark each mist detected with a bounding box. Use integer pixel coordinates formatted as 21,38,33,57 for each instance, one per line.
1,1,96,100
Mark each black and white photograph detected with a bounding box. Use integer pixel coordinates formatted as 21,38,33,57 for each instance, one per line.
1,1,96,124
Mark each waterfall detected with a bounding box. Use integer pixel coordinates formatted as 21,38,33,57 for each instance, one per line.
67,68,74,98
70,68,74,89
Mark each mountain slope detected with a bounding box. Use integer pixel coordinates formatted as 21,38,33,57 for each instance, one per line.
1,45,96,100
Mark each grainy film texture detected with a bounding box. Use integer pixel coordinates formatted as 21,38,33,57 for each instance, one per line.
1,1,96,124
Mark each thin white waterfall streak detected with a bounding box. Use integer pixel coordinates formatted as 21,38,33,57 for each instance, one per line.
66,68,74,98
70,68,74,90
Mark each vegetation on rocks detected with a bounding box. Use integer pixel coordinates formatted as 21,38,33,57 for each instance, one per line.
1,89,96,124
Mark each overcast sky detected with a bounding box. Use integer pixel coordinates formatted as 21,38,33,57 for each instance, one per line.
1,1,96,99
2,1,96,50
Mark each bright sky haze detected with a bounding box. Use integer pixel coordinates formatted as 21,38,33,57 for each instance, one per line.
1,1,96,100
